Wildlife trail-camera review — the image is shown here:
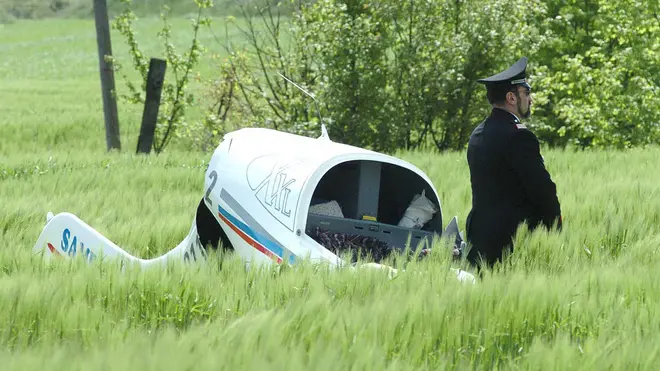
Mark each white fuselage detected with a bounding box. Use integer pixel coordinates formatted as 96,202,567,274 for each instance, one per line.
203,128,442,267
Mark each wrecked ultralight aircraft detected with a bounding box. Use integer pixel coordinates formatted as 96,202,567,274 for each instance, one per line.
32,126,475,283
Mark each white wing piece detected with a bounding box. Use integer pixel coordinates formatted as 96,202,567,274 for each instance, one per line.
32,211,207,268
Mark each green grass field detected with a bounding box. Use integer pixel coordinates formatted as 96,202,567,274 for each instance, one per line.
2,17,660,370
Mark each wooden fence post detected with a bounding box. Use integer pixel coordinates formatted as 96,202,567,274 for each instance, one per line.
136,58,167,154
93,0,121,151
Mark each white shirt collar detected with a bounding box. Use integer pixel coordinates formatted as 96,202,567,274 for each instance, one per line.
494,107,521,123
505,110,521,122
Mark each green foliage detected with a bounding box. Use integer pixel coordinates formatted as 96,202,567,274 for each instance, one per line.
201,0,342,145
0,0,300,21
297,0,392,151
530,0,660,149
384,0,546,151
108,0,213,153
221,0,659,152
3,0,658,151
9,0,656,152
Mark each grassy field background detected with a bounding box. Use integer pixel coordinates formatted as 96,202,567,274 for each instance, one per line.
2,15,660,370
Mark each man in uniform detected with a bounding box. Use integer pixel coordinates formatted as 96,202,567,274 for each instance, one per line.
465,57,562,268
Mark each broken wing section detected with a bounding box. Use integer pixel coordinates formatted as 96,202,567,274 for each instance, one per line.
32,206,208,268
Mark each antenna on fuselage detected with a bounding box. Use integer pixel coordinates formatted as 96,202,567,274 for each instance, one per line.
277,72,328,140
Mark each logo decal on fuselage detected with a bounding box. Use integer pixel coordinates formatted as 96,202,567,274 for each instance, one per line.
246,155,306,232
52,228,97,262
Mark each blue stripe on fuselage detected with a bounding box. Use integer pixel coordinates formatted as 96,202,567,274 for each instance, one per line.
218,205,296,265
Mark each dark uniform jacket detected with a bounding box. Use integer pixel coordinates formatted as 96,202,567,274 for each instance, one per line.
465,107,562,266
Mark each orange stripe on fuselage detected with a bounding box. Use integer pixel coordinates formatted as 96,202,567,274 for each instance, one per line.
217,212,283,264
47,243,61,256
